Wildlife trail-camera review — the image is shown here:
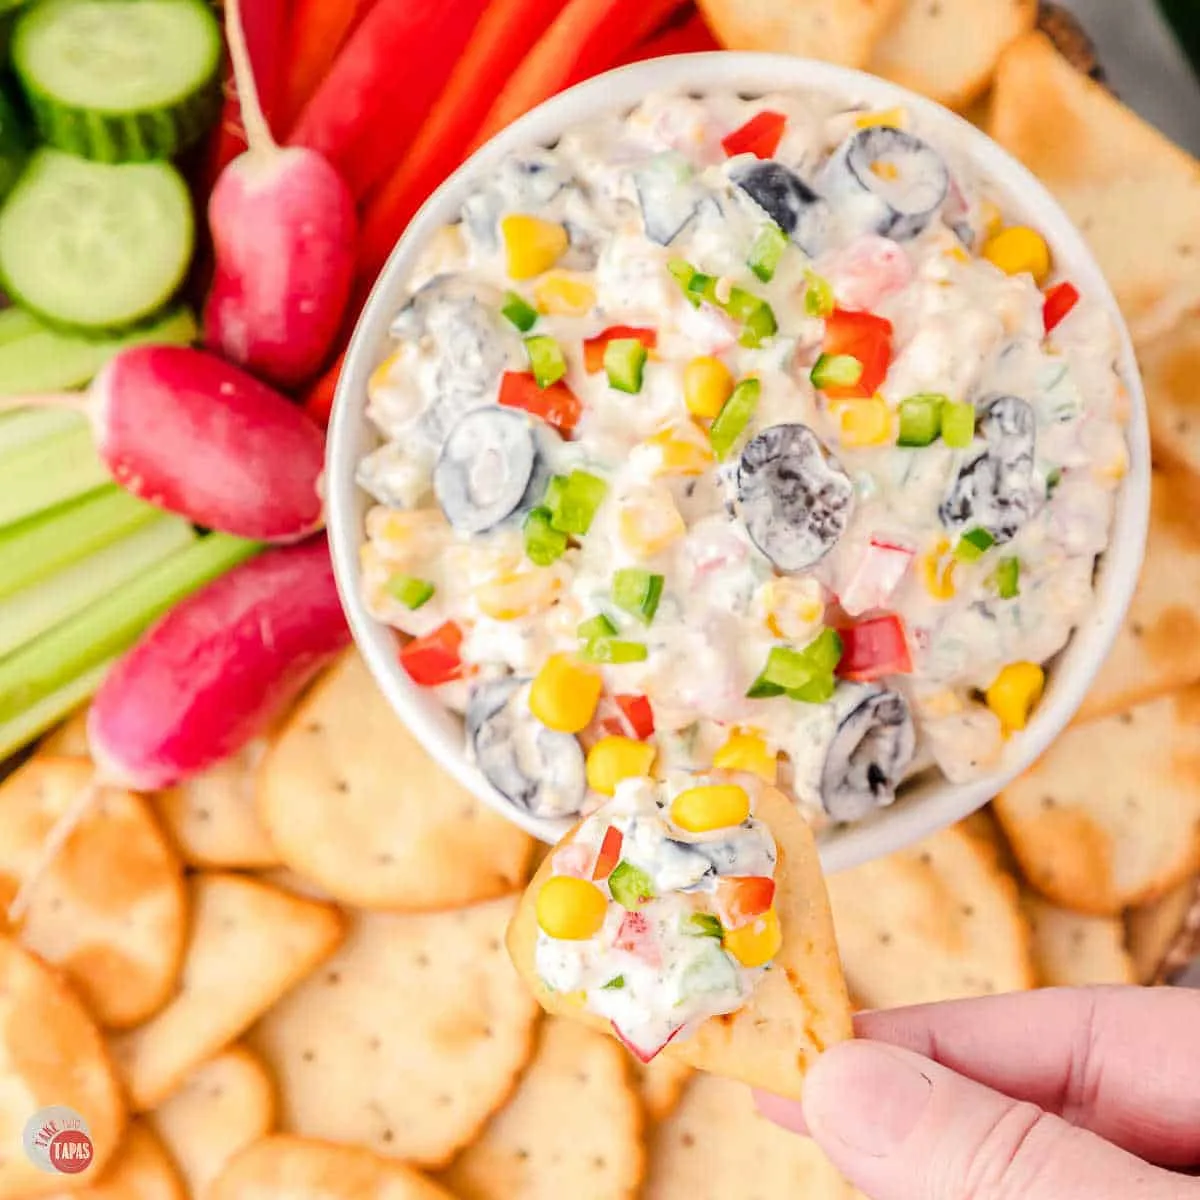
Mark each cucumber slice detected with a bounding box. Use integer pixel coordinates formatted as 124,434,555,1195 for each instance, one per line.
12,0,222,163
0,83,30,203
0,304,196,393
0,150,195,332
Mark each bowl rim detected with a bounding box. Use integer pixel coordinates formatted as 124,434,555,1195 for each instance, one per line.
326,50,1151,873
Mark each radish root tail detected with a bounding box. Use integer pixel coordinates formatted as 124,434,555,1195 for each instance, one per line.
225,0,277,153
8,777,102,924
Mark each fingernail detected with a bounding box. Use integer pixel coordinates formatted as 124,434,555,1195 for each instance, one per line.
802,1041,933,1158
754,1088,810,1135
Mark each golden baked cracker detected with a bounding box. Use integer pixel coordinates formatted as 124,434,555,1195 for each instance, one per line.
209,1136,456,1200
869,0,1037,111
997,688,1200,915
1127,875,1199,984
956,806,1018,873
695,0,904,69
0,937,125,1198
1138,309,1200,481
39,709,90,758
1022,893,1135,987
440,1019,643,1200
155,739,280,870
109,874,343,1112
42,1123,185,1200
632,1057,694,1124
257,652,534,910
507,786,853,1100
0,758,186,1029
827,823,1035,1008
1078,462,1200,723
147,1046,275,1198
989,32,1200,345
248,897,539,1169
643,1072,861,1200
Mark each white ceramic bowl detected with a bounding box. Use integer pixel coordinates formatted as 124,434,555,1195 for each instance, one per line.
326,52,1150,873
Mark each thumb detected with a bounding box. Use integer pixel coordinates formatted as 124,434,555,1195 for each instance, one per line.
793,1040,1193,1200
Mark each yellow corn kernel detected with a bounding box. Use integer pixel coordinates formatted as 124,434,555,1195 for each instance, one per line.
617,485,686,558
529,654,603,733
979,200,1004,237
920,537,957,601
944,244,970,264
835,397,892,448
586,736,657,796
533,270,596,316
683,356,735,420
985,661,1045,735
760,576,825,641
671,784,751,833
536,876,608,940
368,351,404,397
713,731,777,783
642,425,716,476
474,568,562,620
856,106,906,129
724,907,782,968
983,226,1052,286
365,507,449,567
501,214,569,280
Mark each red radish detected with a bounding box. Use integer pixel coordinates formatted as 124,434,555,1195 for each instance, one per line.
204,0,358,389
0,346,325,543
8,537,350,921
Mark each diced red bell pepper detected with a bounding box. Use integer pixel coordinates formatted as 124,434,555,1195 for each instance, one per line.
836,614,913,682
614,910,661,966
721,111,787,160
593,826,624,881
1043,281,1080,334
583,326,658,374
820,308,894,399
400,622,464,686
714,876,776,930
615,694,655,741
611,1020,681,1064
498,370,583,437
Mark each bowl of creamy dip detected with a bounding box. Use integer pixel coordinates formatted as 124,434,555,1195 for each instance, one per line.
326,52,1150,873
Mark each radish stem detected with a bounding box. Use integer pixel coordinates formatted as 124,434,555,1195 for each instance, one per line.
0,394,85,414
225,0,277,153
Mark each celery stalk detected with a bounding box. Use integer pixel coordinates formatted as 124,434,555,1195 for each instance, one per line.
0,515,196,657
0,418,109,528
0,532,261,724
0,406,86,461
0,485,164,602
0,659,112,764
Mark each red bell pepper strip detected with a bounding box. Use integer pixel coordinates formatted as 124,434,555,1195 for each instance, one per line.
583,326,658,374
611,1020,680,1064
836,614,913,682
1043,281,1080,334
289,0,489,201
277,0,377,137
593,826,624,881
616,10,721,64
357,0,572,287
721,111,788,160
400,622,465,686
615,694,655,741
614,911,661,966
714,876,776,930
820,308,894,399
199,0,289,195
498,371,583,437
471,0,690,148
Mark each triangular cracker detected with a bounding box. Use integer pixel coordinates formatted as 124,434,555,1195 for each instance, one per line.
1138,308,1200,479
989,32,1200,344
507,786,852,1100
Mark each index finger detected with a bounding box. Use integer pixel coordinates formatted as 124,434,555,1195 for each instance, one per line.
854,986,1200,1168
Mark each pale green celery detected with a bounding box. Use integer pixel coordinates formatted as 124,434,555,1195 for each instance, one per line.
0,515,196,657
0,406,86,461
0,485,165,602
0,532,261,724
0,659,112,763
0,305,198,395
0,419,109,528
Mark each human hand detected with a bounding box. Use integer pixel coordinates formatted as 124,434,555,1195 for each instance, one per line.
756,986,1200,1199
